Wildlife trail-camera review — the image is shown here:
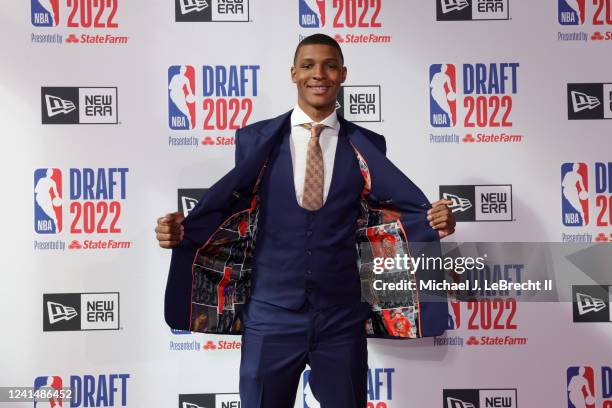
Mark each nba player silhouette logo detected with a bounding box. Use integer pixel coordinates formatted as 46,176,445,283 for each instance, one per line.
567,366,596,408
299,0,326,28
31,0,59,27
561,163,589,226
34,168,63,234
168,65,197,130
558,0,586,25
429,64,457,127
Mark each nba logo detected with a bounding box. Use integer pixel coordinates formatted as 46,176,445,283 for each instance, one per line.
561,163,589,226
567,367,595,408
558,0,585,25
34,168,62,234
299,0,326,28
429,64,457,127
33,376,63,407
31,0,59,27
168,65,196,130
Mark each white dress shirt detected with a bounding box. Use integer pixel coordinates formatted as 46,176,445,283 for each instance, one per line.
290,105,340,206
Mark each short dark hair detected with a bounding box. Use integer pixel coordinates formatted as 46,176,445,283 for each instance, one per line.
293,33,344,65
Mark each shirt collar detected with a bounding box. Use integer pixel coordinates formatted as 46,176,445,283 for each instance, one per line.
291,104,340,131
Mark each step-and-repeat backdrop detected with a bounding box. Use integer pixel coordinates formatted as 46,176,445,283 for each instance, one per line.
1,0,612,407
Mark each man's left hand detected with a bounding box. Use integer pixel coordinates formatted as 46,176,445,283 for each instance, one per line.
427,199,456,239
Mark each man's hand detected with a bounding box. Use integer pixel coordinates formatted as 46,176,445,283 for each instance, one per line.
427,199,456,239
155,212,185,249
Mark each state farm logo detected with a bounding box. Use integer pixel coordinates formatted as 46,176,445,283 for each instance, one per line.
298,0,391,44
567,83,612,120
443,389,517,408
43,292,120,331
440,185,513,222
572,285,612,323
202,339,241,351
41,87,118,124
336,85,381,122
437,0,510,21
175,0,249,22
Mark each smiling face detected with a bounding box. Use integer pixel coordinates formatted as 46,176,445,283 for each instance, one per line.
291,43,347,121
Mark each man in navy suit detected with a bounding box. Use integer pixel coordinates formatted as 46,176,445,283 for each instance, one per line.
156,34,455,408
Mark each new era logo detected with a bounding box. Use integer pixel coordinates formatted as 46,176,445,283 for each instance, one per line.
43,292,120,331
443,388,517,408
440,185,513,222
567,83,612,120
179,0,209,14
437,0,509,21
443,192,472,213
177,189,207,217
576,293,606,315
175,0,249,22
182,403,205,408
336,85,381,122
179,393,241,408
47,301,78,324
446,397,476,408
441,0,470,14
573,285,612,323
571,91,600,112
41,87,118,124
45,94,76,117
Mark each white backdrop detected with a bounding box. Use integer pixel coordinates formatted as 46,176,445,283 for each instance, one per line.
1,0,612,407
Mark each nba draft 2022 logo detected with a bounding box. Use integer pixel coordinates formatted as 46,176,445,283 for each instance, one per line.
558,0,612,42
298,0,391,44
34,167,131,251
33,373,129,407
561,162,612,242
167,64,260,147
428,63,523,145
558,0,612,26
30,0,129,45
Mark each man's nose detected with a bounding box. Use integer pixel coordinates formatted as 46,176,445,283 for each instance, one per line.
312,64,326,79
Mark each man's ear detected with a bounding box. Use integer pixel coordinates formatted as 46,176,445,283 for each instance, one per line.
290,66,297,83
341,66,347,83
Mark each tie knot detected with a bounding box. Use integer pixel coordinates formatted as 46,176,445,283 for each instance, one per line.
302,123,325,138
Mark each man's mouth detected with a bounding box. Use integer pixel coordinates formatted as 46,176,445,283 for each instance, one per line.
307,85,331,95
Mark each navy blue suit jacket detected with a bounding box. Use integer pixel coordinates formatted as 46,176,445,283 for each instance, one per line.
165,110,448,338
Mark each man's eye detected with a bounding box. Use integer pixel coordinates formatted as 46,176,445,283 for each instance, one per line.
302,64,312,69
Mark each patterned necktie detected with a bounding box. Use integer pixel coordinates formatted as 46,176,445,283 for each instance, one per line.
300,123,325,211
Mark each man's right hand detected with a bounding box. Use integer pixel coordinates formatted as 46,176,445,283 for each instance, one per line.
155,212,185,249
